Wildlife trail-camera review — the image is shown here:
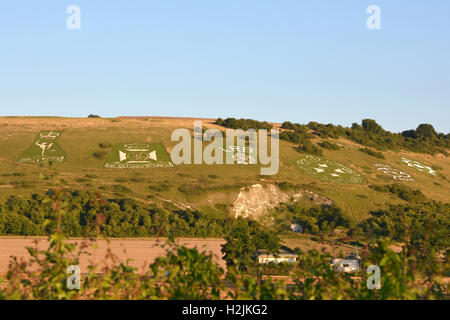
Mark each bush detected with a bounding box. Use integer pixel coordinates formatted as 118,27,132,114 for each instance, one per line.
149,182,171,193
276,181,297,192
280,131,310,144
369,184,426,203
359,147,385,159
111,185,132,194
295,142,323,156
92,151,108,160
318,140,340,150
99,142,112,149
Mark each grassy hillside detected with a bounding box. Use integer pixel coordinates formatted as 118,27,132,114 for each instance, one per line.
0,116,448,223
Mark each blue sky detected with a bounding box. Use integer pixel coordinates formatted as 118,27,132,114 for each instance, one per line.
0,1,449,133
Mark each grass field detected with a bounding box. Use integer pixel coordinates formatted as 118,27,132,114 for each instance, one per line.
0,116,449,221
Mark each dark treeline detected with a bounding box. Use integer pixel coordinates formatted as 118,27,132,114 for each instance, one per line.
1,189,448,241
0,190,231,237
1,189,353,238
283,119,450,155
215,118,273,130
215,117,449,156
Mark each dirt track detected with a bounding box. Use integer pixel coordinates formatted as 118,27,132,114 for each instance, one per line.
0,237,226,274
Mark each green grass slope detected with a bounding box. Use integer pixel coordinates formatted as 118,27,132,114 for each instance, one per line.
0,117,448,222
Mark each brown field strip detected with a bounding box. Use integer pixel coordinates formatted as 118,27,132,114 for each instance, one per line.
0,237,226,275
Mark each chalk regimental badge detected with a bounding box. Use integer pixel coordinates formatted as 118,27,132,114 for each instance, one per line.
104,142,173,168
119,143,158,164
18,131,65,164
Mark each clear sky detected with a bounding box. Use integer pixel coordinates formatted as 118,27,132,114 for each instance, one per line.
0,1,449,133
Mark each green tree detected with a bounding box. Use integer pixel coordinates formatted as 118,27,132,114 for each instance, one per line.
221,219,280,272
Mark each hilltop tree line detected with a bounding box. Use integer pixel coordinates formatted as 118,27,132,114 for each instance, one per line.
289,119,449,155
215,118,449,156
215,118,273,130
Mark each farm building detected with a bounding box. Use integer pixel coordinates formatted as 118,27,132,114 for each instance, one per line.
256,249,297,264
330,253,361,273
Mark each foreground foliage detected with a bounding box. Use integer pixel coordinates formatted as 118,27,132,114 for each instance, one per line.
0,188,448,300
0,232,446,300
0,191,447,300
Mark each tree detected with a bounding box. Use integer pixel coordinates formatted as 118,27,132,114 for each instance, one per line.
361,119,383,133
416,124,437,138
151,244,224,299
221,219,280,272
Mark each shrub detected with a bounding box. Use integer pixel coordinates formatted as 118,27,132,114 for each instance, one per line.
295,142,323,156
359,147,385,159
92,151,108,160
276,181,297,192
318,140,340,150
111,185,132,194
369,184,426,203
99,142,112,149
280,131,310,144
149,182,171,193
